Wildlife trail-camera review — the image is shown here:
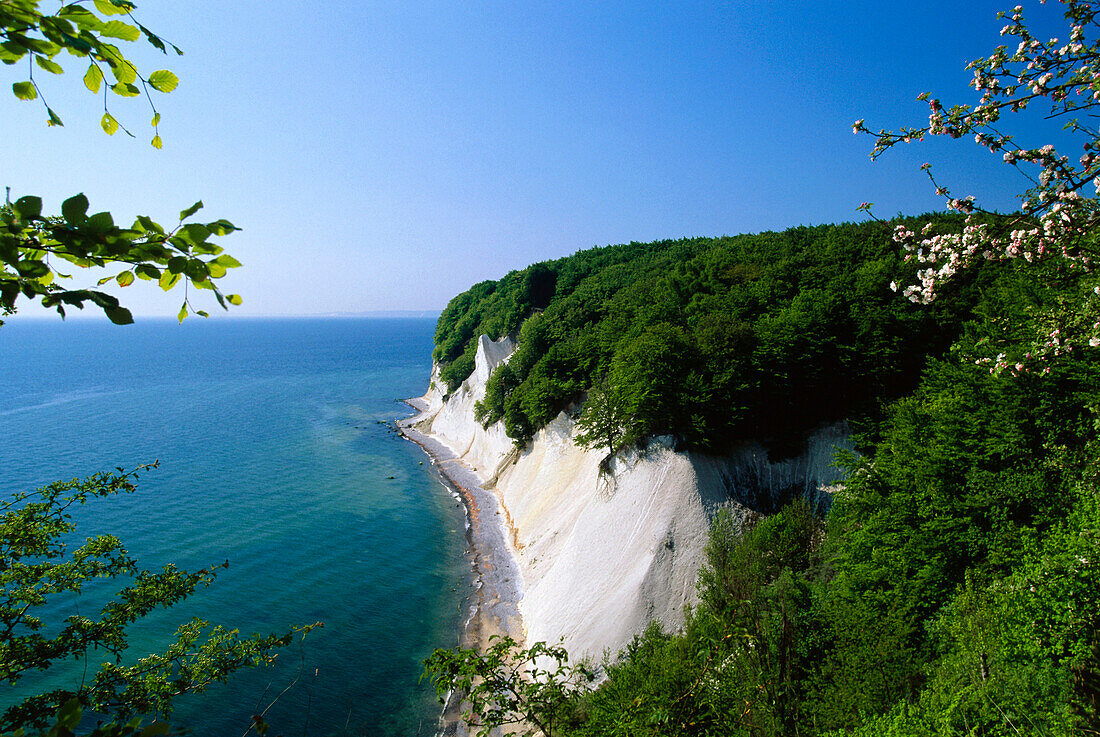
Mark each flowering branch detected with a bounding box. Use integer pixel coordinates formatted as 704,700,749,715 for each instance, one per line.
857,0,1100,373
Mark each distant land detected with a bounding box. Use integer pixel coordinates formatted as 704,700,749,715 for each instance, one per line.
225,311,442,319
329,310,441,319
8,310,444,321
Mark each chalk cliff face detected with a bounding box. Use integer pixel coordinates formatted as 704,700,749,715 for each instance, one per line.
423,335,516,473
420,335,851,662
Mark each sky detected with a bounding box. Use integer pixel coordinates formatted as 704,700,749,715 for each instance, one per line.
2,0,1075,318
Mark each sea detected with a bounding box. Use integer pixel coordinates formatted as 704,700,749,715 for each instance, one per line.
0,317,472,737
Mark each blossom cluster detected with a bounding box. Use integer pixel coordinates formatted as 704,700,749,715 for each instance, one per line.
892,188,1096,306
859,0,1100,368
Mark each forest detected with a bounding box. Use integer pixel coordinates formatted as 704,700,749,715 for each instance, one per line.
426,3,1100,730
435,216,990,456
428,215,1099,736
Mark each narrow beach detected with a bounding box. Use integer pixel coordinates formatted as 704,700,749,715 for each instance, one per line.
398,398,526,734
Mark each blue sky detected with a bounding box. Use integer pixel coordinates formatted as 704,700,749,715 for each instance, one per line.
3,0,1072,317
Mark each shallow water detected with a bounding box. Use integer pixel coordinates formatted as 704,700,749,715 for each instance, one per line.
0,317,470,736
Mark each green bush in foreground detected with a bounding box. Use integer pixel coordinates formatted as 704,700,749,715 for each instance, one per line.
0,467,303,733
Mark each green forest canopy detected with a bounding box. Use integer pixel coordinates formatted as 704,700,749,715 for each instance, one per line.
426,216,1100,735
433,216,993,455
425,0,1100,731
426,208,1100,734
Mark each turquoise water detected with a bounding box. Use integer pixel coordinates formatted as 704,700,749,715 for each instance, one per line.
0,317,470,736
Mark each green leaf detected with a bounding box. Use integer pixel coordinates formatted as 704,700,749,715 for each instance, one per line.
137,23,167,53
62,193,90,224
100,20,141,41
59,6,104,30
13,196,42,219
105,305,134,325
212,254,242,269
111,81,141,97
0,281,19,310
140,722,172,736
208,219,238,235
12,81,36,100
83,63,103,93
228,294,243,306
179,200,203,221
101,112,119,135
184,258,208,280
151,134,163,149
88,291,121,309
196,310,209,318
117,270,134,287
15,260,49,278
192,243,223,255
46,107,63,127
0,44,26,65
58,699,82,729
93,0,132,16
34,56,64,74
147,69,178,93
101,44,136,84
135,215,165,234
177,303,187,322
86,211,115,233
136,264,160,280
158,271,181,291
181,223,211,243
167,256,187,274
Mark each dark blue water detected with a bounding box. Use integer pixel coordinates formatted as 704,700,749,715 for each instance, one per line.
0,317,470,736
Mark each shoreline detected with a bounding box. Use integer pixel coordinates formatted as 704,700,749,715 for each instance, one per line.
397,398,526,735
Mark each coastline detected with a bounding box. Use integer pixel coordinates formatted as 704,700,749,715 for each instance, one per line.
398,397,526,735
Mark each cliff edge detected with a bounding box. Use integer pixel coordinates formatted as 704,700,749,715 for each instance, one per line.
414,335,851,662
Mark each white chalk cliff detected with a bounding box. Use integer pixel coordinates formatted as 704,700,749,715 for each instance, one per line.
418,335,852,662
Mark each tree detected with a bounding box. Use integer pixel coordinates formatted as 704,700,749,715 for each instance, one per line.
1,0,242,324
0,466,311,733
573,378,632,461
423,636,593,737
854,0,1100,372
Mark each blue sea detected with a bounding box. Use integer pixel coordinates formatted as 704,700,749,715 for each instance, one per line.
0,317,471,736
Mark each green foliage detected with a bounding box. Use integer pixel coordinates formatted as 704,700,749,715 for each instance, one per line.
560,502,824,737
2,2,243,322
0,466,303,733
825,483,1100,737
1,0,182,143
423,635,594,737
573,376,633,459
0,194,243,324
566,622,739,737
436,218,978,451
438,221,1100,737
0,697,171,736
437,246,1100,734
